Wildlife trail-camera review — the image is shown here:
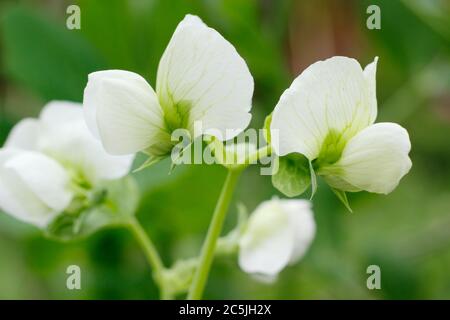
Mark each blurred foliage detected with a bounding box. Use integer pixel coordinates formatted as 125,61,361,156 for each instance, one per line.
0,0,449,299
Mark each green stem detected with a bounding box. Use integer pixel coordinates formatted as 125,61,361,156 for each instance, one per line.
244,145,272,166
127,217,171,299
187,169,242,299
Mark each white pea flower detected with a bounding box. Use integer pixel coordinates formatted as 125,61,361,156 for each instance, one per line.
0,101,134,228
84,14,254,158
238,198,315,281
271,56,412,194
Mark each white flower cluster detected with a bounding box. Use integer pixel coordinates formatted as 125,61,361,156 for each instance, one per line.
0,102,133,227
0,14,411,281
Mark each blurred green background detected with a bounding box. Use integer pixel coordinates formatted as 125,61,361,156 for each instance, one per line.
0,0,450,299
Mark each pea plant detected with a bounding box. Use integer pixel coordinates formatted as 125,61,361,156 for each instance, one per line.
0,15,411,299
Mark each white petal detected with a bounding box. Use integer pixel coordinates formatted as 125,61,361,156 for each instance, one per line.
4,118,39,150
40,101,85,126
156,14,253,141
249,273,278,284
238,200,295,276
72,137,134,182
4,151,73,211
84,70,148,138
363,57,378,122
322,175,361,192
331,123,412,194
0,150,72,227
84,70,167,155
38,102,134,183
279,200,316,264
271,56,377,160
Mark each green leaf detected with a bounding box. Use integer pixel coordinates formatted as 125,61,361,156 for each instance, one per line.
1,7,105,101
45,176,140,241
331,188,353,213
272,153,311,197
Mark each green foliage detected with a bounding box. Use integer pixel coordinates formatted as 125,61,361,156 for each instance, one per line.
1,6,105,101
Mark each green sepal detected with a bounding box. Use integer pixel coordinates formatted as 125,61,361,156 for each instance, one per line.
45,176,140,241
271,153,311,197
133,155,165,173
160,258,198,296
263,113,273,145
169,138,195,174
331,188,353,213
309,160,317,199
205,136,254,170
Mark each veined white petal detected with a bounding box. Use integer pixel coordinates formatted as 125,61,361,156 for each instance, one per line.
38,102,134,183
156,14,253,141
84,70,167,155
271,56,377,160
0,150,72,227
4,118,39,150
83,70,150,138
279,200,316,264
238,200,295,276
331,122,412,194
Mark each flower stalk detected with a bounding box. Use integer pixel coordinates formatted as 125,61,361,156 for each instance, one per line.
188,169,242,300
126,217,172,299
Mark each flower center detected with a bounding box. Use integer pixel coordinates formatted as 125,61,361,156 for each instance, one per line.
314,129,348,168
160,99,192,133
